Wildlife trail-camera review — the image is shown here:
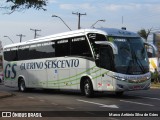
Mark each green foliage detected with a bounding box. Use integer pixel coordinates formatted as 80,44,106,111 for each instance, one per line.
5,0,48,13
137,28,152,42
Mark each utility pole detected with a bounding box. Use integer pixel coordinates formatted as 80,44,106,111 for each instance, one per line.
30,28,41,39
72,12,86,29
17,34,25,42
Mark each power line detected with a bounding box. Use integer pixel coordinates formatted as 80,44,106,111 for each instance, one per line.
72,12,86,29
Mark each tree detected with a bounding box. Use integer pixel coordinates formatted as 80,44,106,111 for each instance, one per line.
137,28,152,42
1,0,48,14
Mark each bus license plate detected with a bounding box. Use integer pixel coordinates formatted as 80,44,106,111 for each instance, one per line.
133,86,141,89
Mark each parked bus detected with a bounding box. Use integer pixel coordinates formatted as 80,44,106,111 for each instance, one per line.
0,41,3,83
0,53,3,83
3,28,155,97
145,44,158,81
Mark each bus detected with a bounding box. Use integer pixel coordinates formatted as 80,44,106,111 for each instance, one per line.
0,54,3,83
3,28,155,97
0,41,3,83
145,43,158,81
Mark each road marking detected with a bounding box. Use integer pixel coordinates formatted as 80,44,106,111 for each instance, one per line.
77,99,119,108
40,100,45,102
135,96,160,101
66,107,75,110
108,118,120,120
120,100,154,106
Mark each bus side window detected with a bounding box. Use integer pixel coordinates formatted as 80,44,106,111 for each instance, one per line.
29,42,55,60
55,39,70,57
4,49,18,61
87,33,107,58
18,47,29,60
70,36,92,58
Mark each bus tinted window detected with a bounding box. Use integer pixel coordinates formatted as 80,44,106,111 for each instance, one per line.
4,49,18,61
29,42,55,59
4,36,92,61
71,36,92,57
55,39,70,57
87,33,107,57
18,46,29,60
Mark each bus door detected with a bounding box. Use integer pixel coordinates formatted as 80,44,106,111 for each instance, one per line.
99,46,114,91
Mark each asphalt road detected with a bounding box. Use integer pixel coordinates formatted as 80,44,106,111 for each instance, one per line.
0,84,160,120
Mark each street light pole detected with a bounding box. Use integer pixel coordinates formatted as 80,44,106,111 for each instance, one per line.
91,20,105,28
4,36,14,43
52,15,72,31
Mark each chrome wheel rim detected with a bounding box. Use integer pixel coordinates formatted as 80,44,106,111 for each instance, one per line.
84,83,90,95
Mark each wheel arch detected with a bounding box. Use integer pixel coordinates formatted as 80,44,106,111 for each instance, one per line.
80,75,95,91
18,75,26,87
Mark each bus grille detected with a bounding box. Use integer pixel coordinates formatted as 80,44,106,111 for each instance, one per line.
128,78,148,83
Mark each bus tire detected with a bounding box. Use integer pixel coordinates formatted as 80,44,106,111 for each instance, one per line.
83,79,94,97
18,78,26,92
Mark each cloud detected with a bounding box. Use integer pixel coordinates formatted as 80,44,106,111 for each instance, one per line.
148,4,160,13
103,3,141,11
59,3,95,10
59,2,160,13
102,3,160,13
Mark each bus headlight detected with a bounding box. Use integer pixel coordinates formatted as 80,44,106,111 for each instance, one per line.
114,76,127,81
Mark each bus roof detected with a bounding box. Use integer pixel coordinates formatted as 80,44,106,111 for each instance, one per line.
3,28,140,49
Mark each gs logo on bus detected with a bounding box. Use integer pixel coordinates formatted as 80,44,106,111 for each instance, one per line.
4,63,17,79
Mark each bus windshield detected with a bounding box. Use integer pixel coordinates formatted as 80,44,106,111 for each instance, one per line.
108,37,149,75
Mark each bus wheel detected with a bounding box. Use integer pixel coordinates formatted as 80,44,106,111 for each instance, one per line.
115,91,124,96
84,79,94,97
18,78,26,92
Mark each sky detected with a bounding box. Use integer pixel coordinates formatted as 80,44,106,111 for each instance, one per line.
0,0,160,46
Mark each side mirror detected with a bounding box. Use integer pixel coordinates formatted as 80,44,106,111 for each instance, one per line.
144,42,158,57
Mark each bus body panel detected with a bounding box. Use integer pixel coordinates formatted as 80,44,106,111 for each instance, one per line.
4,57,98,90
3,28,151,95
100,69,114,91
114,72,151,91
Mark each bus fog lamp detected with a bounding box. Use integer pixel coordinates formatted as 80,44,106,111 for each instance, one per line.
117,84,124,88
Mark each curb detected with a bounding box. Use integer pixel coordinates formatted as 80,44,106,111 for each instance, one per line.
151,86,160,89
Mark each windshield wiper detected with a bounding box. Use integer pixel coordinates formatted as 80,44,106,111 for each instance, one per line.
133,51,145,74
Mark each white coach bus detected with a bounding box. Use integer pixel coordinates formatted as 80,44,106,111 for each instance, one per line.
3,28,155,97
